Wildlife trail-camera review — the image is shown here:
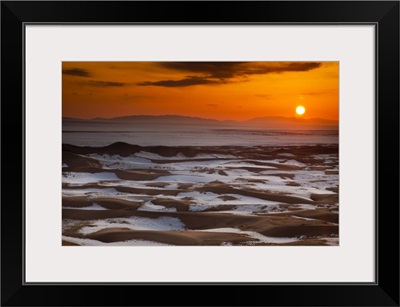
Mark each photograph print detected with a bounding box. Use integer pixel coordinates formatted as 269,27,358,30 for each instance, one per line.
62,62,339,246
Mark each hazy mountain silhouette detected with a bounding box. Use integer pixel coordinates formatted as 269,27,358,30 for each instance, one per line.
63,114,338,130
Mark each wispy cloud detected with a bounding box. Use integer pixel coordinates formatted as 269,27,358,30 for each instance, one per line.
89,81,126,87
62,68,91,77
138,76,220,87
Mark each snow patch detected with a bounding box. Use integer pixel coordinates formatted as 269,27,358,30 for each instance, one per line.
62,188,119,196
292,204,317,210
63,203,108,211
79,216,186,234
62,236,171,246
268,159,306,167
291,215,317,221
197,228,300,244
88,154,152,169
135,151,187,160
62,172,119,184
196,153,236,159
138,202,177,212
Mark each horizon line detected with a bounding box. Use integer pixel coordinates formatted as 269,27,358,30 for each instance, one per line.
62,114,339,122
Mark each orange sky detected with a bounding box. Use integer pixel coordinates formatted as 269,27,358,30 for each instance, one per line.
62,62,338,121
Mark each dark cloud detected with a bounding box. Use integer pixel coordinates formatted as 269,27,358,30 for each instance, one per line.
62,68,91,77
254,62,321,75
161,62,246,79
138,76,220,87
89,81,126,87
161,62,321,79
139,62,322,88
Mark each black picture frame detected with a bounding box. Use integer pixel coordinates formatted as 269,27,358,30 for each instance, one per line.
1,1,399,306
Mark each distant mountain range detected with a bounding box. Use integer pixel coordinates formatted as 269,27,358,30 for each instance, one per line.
63,114,338,130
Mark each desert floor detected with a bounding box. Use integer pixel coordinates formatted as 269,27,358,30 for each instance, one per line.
62,143,339,246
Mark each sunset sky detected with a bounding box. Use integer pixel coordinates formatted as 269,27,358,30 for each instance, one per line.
62,62,339,121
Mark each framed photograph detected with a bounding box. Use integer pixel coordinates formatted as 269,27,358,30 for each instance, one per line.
1,1,399,306
61,60,340,248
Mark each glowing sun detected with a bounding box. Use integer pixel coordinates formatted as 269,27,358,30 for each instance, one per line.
296,105,306,116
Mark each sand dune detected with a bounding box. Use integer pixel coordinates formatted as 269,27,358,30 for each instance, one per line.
62,143,339,246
